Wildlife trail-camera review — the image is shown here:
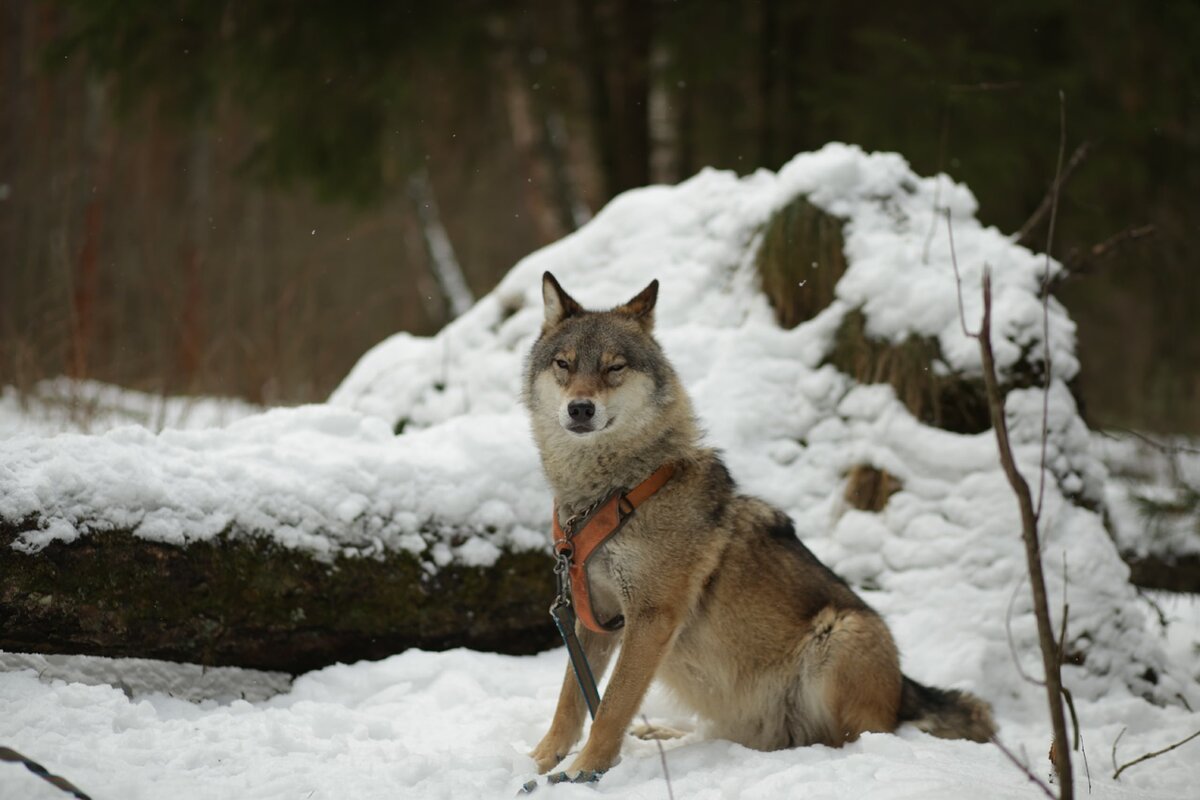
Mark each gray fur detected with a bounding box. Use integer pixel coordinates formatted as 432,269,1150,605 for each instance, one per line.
524,273,996,776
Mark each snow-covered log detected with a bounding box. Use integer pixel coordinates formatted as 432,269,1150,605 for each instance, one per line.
2,145,1192,710
0,521,555,673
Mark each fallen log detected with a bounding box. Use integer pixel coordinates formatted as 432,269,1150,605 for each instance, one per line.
0,521,557,673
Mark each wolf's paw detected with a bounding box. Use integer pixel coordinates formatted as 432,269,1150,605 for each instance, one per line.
563,750,620,777
547,769,605,785
529,737,570,775
629,721,688,741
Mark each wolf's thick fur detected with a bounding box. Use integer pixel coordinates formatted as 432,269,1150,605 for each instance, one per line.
524,273,995,776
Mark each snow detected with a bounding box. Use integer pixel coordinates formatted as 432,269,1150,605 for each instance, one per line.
2,142,1199,797
0,378,260,437
1096,431,1200,560
2,629,1199,799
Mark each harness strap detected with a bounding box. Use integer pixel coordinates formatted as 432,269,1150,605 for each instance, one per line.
551,463,675,634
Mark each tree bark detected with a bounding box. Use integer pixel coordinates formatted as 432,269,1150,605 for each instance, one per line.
0,523,557,674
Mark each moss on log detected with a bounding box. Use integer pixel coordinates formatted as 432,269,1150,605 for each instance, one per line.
844,464,902,512
0,523,558,673
1123,552,1200,594
754,196,992,433
756,196,848,329
827,309,994,434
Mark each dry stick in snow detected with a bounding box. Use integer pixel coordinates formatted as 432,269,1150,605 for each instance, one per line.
977,270,1074,799
989,735,1057,800
1056,558,1090,792
1112,728,1200,781
641,715,676,800
946,232,1074,795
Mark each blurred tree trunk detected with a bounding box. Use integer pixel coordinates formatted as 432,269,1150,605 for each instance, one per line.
575,0,651,198
492,17,571,245
408,168,474,319
177,128,211,393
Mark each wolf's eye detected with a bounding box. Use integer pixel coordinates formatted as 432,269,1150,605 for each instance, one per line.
554,358,570,370
608,363,626,374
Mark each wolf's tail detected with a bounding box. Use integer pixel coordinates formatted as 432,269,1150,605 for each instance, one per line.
898,675,996,742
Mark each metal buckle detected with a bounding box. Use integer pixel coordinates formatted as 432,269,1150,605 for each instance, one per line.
549,551,572,616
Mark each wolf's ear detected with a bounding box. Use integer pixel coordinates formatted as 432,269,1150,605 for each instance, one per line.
542,272,584,329
615,279,659,330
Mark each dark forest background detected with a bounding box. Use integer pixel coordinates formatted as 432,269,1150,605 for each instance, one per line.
2,0,1197,432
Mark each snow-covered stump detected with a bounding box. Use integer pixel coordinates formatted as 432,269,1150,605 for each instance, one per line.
0,523,556,673
4,145,1193,722
757,194,1002,436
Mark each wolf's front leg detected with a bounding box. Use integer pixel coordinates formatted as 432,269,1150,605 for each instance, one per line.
530,624,618,774
564,611,679,775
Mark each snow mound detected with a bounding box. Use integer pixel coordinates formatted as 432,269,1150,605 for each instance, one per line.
1,144,1193,708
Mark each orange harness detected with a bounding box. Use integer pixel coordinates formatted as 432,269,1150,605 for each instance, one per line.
551,464,676,634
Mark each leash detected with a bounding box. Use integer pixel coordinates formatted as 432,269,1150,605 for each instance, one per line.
550,554,603,719
519,466,676,794
0,747,93,800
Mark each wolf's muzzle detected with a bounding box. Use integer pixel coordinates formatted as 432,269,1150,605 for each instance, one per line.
567,400,596,432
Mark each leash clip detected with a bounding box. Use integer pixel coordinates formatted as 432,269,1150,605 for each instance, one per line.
550,550,572,615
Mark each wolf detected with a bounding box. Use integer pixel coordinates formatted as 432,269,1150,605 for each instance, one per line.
523,272,996,777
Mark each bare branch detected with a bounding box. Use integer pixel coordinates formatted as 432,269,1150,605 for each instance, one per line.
1057,557,1090,792
1015,139,1091,247
641,715,676,800
1062,224,1156,275
1035,91,1067,520
1110,727,1126,776
1113,728,1200,780
1005,573,1046,687
945,209,978,340
978,268,1074,798
921,105,951,265
1101,428,1200,457
990,735,1057,800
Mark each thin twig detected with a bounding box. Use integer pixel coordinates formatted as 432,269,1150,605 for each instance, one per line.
922,104,952,264
990,735,1057,800
945,209,977,340
1015,140,1091,246
1110,727,1126,776
1035,90,1067,520
1005,573,1046,687
1062,224,1156,274
979,268,1074,799
1103,428,1200,457
1112,728,1200,780
1057,557,1089,792
641,716,676,800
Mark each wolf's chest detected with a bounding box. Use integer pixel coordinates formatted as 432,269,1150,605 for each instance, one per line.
576,524,651,621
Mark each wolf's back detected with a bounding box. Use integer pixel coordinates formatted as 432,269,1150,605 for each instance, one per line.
898,676,996,742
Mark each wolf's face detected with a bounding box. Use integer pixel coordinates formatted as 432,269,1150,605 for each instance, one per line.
525,273,671,442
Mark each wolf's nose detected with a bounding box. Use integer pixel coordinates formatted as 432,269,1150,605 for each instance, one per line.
568,400,596,421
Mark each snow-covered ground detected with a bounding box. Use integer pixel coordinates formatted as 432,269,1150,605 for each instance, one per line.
3,144,1199,797
1,601,1198,800
0,378,261,437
